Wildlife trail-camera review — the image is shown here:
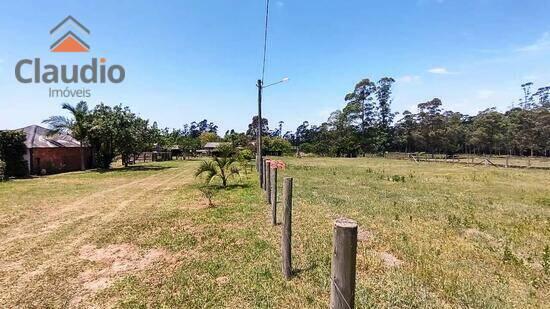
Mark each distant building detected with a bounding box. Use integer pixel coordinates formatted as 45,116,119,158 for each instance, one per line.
201,142,229,156
18,125,92,175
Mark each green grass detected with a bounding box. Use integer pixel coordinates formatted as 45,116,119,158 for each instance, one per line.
0,157,548,308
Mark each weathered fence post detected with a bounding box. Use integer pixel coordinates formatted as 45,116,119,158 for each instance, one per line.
265,163,271,203
330,218,358,309
263,160,268,190
528,157,531,168
505,156,509,168
271,167,278,224
282,177,293,279
261,159,265,189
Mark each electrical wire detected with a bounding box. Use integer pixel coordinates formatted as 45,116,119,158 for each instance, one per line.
261,0,270,83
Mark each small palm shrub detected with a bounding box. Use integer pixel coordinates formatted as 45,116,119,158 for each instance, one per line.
195,145,240,187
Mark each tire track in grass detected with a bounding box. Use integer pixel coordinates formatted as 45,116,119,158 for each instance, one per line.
0,167,177,246
0,163,197,307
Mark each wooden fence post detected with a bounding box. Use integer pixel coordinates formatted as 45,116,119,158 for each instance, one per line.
505,156,509,168
330,218,358,309
264,159,269,191
261,159,265,189
282,177,293,279
271,167,278,225
265,164,271,203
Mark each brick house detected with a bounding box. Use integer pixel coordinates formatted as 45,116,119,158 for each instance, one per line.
19,125,92,175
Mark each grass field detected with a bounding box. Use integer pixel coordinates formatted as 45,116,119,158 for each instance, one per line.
0,158,549,308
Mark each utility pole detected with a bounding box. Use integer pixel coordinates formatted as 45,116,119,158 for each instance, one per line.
257,79,264,184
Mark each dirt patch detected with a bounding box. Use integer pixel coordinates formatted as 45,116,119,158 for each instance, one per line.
216,276,230,285
71,243,171,307
357,229,373,242
463,228,500,247
379,251,403,268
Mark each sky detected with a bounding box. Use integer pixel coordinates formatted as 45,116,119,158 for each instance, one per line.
1,0,549,134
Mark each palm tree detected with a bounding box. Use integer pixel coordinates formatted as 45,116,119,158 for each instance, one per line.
43,101,90,171
195,145,240,187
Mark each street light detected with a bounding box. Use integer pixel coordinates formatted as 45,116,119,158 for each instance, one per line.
256,77,289,185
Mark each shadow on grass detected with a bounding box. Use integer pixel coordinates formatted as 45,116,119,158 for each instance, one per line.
292,262,319,278
224,183,252,190
95,165,173,174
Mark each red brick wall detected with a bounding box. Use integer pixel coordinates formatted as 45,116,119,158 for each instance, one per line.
30,148,92,175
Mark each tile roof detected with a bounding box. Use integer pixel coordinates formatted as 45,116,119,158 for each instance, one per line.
18,125,83,148
203,142,228,149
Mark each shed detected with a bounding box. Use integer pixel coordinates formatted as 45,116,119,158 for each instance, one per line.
201,142,229,156
19,125,92,175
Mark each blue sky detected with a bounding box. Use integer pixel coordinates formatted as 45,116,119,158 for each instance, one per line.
1,0,549,134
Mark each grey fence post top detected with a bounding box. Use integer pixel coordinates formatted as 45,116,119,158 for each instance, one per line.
334,218,357,229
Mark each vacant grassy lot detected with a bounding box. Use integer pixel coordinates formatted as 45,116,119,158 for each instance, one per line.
0,158,548,308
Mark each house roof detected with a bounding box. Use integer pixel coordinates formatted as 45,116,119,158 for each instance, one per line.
18,125,83,148
203,142,228,149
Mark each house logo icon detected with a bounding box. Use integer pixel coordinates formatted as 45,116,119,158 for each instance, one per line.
50,16,90,52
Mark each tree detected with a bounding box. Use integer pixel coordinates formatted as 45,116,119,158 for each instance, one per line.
43,101,90,170
199,132,219,146
344,79,377,134
224,130,249,147
246,116,269,137
278,121,284,137
416,98,445,155
469,108,506,155
179,137,201,157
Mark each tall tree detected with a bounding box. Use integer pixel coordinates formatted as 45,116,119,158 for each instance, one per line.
246,116,269,138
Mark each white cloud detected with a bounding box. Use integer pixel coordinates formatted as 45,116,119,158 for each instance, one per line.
428,67,452,74
397,75,421,83
477,89,494,99
516,32,550,52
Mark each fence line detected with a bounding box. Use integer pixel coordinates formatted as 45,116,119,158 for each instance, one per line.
384,153,550,170
261,159,359,308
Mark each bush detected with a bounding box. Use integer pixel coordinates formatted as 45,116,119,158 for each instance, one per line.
217,143,237,157
0,160,5,181
265,137,293,155
198,185,216,207
238,149,254,161
0,131,28,177
94,147,115,169
5,160,29,177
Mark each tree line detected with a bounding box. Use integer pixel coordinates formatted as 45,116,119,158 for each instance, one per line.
1,78,548,176
281,79,550,157
38,102,294,170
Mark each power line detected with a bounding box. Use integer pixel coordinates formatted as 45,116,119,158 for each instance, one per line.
261,0,270,83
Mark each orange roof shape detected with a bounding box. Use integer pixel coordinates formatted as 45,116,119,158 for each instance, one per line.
50,31,89,52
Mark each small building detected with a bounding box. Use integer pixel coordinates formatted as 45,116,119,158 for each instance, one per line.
201,142,229,156
19,125,92,175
